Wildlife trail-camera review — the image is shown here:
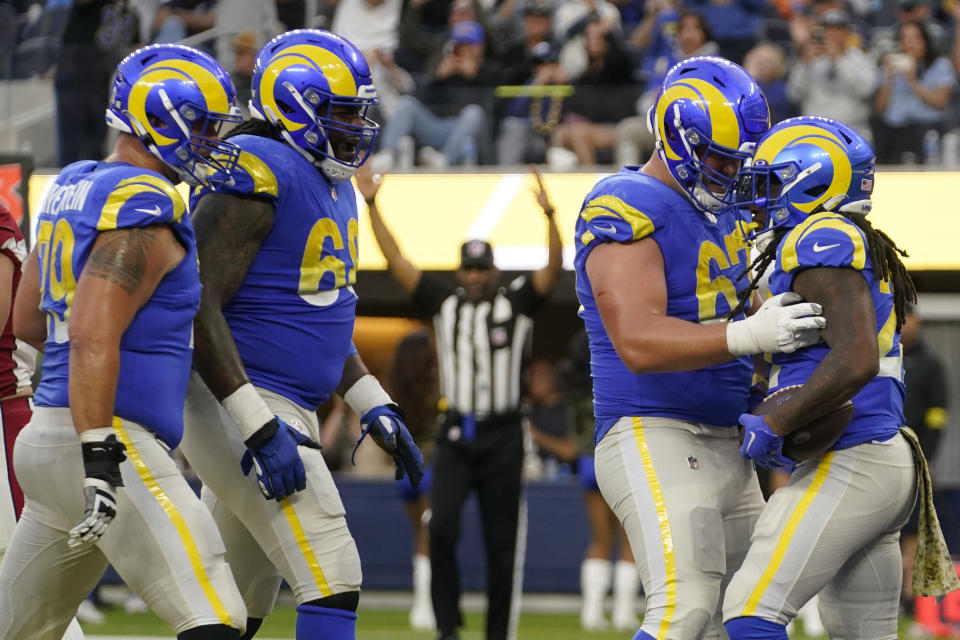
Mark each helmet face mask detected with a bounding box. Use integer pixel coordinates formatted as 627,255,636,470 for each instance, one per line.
651,56,770,213
106,44,243,189
735,116,876,236
250,29,380,183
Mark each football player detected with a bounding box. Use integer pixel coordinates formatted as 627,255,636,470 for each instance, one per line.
573,56,827,639
0,45,247,639
723,116,958,639
179,29,423,640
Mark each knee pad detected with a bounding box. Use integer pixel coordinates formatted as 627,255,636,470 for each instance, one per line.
305,591,360,613
296,604,358,640
724,616,789,640
177,623,241,640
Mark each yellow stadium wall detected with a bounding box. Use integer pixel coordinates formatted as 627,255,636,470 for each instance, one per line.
28,170,958,271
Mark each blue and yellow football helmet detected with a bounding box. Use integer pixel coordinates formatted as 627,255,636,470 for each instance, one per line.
649,56,770,213
737,116,875,234
105,44,243,189
249,29,379,183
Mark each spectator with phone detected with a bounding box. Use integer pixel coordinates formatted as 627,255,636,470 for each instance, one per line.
786,9,878,141
873,20,956,164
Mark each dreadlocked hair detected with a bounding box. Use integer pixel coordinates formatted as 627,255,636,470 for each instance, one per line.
726,214,917,330
845,212,916,330
224,118,284,142
727,227,790,320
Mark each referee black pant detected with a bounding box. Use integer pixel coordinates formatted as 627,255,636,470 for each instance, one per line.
429,416,525,640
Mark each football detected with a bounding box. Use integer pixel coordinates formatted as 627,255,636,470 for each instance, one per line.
751,384,854,461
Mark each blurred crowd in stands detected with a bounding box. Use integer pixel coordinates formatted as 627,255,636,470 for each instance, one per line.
3,0,960,167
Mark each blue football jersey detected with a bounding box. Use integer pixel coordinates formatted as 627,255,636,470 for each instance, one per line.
767,212,904,449
33,161,201,447
574,167,754,445
193,134,358,409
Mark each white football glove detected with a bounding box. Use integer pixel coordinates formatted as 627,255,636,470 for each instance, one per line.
726,292,826,356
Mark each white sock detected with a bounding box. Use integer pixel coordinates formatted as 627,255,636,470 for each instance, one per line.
580,558,612,629
61,618,85,640
412,554,432,609
612,560,640,629
409,554,435,631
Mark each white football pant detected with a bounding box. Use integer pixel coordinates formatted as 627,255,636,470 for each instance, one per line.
180,374,362,618
723,433,916,639
595,416,764,640
0,407,246,639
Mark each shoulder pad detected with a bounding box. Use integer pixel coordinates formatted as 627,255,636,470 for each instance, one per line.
576,172,668,248
778,212,868,274
197,134,282,204
95,171,185,231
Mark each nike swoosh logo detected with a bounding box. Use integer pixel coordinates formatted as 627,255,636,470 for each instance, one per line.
812,241,840,252
745,432,756,454
593,222,618,234
134,205,162,216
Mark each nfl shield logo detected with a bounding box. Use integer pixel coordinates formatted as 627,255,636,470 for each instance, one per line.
688,456,699,470
490,326,508,347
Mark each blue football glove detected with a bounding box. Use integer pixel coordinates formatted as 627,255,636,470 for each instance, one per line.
738,413,796,472
353,404,424,489
241,417,320,501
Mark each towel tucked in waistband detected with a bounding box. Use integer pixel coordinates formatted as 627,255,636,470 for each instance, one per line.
900,426,960,597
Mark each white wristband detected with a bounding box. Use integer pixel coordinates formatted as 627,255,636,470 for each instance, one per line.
343,374,393,419
79,426,117,443
222,383,274,441
726,320,762,357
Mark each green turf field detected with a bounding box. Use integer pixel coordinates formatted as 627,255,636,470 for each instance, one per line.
78,604,862,639
85,606,630,639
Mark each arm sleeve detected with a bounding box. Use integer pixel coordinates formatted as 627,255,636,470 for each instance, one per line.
926,57,957,90
0,209,24,266
836,49,879,98
412,273,456,317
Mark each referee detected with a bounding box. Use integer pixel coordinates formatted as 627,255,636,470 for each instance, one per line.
359,164,562,640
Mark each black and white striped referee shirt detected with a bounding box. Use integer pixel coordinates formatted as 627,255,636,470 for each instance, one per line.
412,273,546,419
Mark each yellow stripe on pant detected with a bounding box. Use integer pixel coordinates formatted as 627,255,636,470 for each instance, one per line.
631,417,677,639
280,497,333,598
112,417,234,626
742,453,835,616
